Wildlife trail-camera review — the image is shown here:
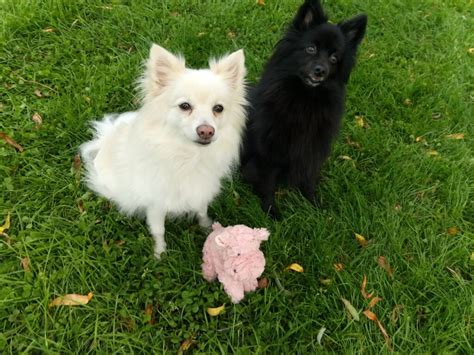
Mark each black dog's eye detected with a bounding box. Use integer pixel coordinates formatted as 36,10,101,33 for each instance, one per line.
329,54,338,64
213,104,224,113
179,102,192,111
305,46,317,55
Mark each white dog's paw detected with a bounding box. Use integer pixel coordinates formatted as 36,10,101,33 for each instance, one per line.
154,240,167,259
198,215,212,229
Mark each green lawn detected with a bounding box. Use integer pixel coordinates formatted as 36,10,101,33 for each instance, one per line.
1,0,472,353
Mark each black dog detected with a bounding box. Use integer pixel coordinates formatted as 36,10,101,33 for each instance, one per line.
241,0,367,217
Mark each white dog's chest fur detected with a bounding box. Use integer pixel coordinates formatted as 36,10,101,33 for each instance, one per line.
83,111,239,216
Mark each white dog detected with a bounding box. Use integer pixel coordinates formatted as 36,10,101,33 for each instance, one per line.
80,44,247,258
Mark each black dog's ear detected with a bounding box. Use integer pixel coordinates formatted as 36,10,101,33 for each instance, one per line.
339,14,367,48
292,0,328,31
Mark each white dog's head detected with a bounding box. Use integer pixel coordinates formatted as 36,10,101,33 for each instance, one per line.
139,44,247,146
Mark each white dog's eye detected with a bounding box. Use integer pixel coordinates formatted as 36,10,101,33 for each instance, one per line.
179,102,192,111
306,46,317,55
213,104,224,113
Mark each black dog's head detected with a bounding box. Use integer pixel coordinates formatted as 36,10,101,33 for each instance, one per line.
277,0,367,88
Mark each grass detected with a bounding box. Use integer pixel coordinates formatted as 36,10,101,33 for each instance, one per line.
0,0,472,353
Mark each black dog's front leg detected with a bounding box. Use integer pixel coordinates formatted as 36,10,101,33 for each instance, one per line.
242,157,281,219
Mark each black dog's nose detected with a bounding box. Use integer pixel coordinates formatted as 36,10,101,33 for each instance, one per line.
314,65,326,77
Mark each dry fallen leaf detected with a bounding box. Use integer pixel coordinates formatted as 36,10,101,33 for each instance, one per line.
345,136,361,149
0,132,24,152
178,337,197,354
78,199,85,214
403,98,412,106
227,31,236,39
428,150,439,156
447,226,458,236
258,277,269,289
284,263,304,273
0,213,11,233
334,263,344,272
394,203,402,212
256,0,265,6
363,310,392,349
32,112,43,128
207,304,225,316
415,136,424,143
355,233,368,247
355,115,368,128
390,304,404,324
445,133,464,140
377,256,393,278
367,296,383,309
341,298,360,321
432,112,442,120
319,278,332,286
20,257,30,272
42,27,56,33
34,89,43,97
339,155,352,161
144,304,155,325
361,274,373,299
49,292,93,307
115,240,125,247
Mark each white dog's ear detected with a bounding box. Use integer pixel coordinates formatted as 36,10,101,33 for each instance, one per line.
209,49,246,90
140,44,185,100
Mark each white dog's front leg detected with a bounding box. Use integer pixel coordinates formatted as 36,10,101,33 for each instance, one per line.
146,207,167,258
197,205,212,228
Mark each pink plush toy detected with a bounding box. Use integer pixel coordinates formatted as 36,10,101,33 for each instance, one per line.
202,222,269,303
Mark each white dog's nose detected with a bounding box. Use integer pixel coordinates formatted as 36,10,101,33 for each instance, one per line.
196,125,215,140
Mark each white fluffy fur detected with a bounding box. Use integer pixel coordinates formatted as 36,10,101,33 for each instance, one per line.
80,44,247,258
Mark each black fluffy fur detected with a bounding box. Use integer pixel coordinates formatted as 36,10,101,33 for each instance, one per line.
241,0,367,217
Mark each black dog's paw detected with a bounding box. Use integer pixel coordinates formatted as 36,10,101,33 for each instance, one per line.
262,201,282,220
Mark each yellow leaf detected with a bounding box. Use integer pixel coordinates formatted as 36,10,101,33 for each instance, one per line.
178,338,197,354
355,115,368,128
355,233,368,247
428,150,439,156
470,252,474,261
49,292,93,307
319,278,332,286
468,48,474,54
256,0,265,6
334,263,344,271
20,257,30,272
207,304,225,316
339,155,352,161
0,213,11,233
415,136,424,143
447,226,458,236
403,98,412,106
445,133,464,140
341,298,360,321
284,263,304,272
42,27,55,33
